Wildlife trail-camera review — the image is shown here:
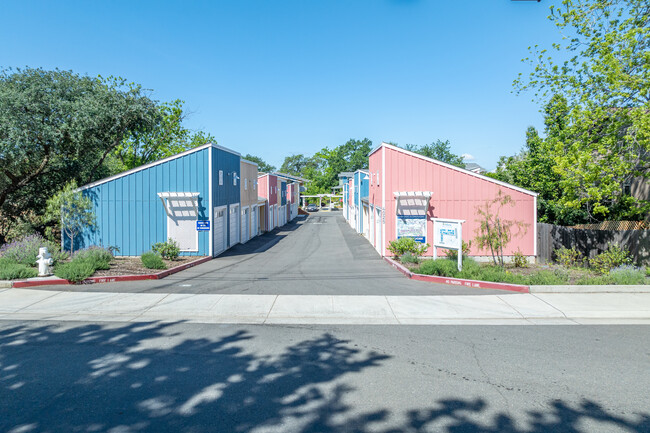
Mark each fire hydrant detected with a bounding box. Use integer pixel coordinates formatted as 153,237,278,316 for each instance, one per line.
36,247,53,276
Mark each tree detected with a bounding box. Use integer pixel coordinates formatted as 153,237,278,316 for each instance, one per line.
0,68,158,242
403,140,465,168
116,99,216,170
474,191,528,267
45,181,96,254
243,154,275,173
279,154,314,176
512,0,649,222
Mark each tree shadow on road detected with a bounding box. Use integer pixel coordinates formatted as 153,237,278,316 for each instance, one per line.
0,321,647,433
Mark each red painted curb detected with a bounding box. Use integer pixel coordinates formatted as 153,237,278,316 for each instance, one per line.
11,256,212,288
384,257,530,293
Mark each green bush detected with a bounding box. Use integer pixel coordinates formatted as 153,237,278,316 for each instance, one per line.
575,275,613,285
457,258,483,280
152,238,180,260
527,269,569,285
513,249,528,268
554,247,583,267
73,246,113,271
417,258,459,277
0,234,68,266
0,263,39,280
387,237,429,257
141,252,166,270
589,244,632,274
609,267,646,285
444,240,472,261
400,252,419,264
646,267,650,277
54,260,95,283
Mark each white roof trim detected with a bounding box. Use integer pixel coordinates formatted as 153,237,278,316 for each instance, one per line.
375,142,538,197
79,143,240,191
241,158,259,167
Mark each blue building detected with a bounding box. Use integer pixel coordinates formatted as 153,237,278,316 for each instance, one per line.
73,143,241,257
353,170,370,235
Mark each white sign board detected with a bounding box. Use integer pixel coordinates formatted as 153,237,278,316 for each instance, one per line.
431,218,465,271
397,215,427,243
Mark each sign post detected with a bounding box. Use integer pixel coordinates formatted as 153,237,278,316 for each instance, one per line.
431,218,465,271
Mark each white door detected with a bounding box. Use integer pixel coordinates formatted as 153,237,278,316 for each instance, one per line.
375,208,382,255
229,204,240,246
251,206,258,237
369,206,374,246
213,207,227,256
241,207,249,243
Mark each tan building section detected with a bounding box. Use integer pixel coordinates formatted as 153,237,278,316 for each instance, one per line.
240,160,260,242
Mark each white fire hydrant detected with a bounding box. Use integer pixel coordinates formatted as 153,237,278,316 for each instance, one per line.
36,247,53,276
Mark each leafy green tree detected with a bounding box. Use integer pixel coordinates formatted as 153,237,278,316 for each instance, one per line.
116,99,216,170
512,0,649,222
403,140,465,168
45,181,96,254
243,154,275,173
279,154,315,177
0,68,158,243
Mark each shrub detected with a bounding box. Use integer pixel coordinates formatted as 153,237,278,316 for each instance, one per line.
527,269,569,285
417,258,459,277
444,240,472,261
387,238,429,257
0,263,38,280
576,275,613,285
608,266,646,285
646,267,650,277
400,252,419,264
141,252,166,270
54,260,95,283
589,244,632,274
457,258,482,280
152,238,180,260
0,234,68,267
73,246,114,271
554,247,583,268
513,249,528,268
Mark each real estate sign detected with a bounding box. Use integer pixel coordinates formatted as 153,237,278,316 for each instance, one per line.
431,218,465,270
397,215,426,243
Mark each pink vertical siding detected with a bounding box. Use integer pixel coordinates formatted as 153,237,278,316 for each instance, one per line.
380,145,537,257
257,174,278,205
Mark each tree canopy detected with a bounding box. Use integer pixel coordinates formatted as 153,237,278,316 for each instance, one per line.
0,68,159,241
402,140,465,168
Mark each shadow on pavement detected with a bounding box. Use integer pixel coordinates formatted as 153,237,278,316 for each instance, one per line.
1,321,647,432
219,215,307,257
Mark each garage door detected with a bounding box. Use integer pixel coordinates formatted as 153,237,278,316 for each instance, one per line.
229,204,240,247
241,207,249,243
375,208,382,255
213,207,226,256
251,206,258,238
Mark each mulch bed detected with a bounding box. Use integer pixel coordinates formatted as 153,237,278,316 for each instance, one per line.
92,256,208,277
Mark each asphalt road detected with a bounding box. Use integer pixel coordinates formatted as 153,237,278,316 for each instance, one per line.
1,320,648,433
42,212,508,296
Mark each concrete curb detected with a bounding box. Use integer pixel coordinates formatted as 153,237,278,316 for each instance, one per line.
383,257,530,293
9,256,212,288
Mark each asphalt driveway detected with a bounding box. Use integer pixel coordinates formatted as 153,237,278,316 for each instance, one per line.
45,213,508,295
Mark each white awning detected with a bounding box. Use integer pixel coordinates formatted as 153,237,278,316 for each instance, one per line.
157,192,200,218
394,191,433,215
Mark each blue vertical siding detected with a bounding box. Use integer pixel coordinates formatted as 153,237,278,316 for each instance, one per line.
280,181,287,206
211,147,241,247
74,147,212,256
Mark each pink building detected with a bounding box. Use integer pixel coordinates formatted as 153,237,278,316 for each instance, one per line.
366,143,538,260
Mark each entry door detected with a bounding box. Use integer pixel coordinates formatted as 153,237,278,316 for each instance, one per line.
242,207,249,243
213,207,227,256
229,204,240,246
251,206,258,237
375,208,382,255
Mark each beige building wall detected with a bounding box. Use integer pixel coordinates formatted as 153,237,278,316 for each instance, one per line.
240,160,259,208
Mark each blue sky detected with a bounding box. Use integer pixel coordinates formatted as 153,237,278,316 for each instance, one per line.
1,0,561,170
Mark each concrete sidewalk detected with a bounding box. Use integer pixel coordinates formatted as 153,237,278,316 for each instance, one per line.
0,288,649,325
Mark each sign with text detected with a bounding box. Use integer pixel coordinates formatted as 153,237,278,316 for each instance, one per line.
196,220,210,231
397,215,426,243
431,218,465,271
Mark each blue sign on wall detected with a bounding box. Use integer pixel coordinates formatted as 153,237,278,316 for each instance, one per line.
196,220,210,231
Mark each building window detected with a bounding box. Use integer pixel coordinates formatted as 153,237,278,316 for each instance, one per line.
219,170,223,186
233,173,237,186
245,178,248,190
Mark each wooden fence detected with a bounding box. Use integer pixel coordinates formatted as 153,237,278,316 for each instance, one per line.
537,223,650,265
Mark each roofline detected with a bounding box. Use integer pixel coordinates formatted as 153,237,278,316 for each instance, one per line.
372,142,538,197
354,169,369,175
79,143,240,191
270,172,309,183
241,158,259,167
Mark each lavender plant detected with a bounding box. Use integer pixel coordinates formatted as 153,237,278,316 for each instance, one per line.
0,234,68,267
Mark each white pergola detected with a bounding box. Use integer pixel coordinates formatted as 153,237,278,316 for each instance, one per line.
301,194,343,208
393,191,433,215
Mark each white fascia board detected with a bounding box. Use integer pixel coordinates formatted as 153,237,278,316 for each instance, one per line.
78,143,240,191
241,159,259,167
377,142,538,197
